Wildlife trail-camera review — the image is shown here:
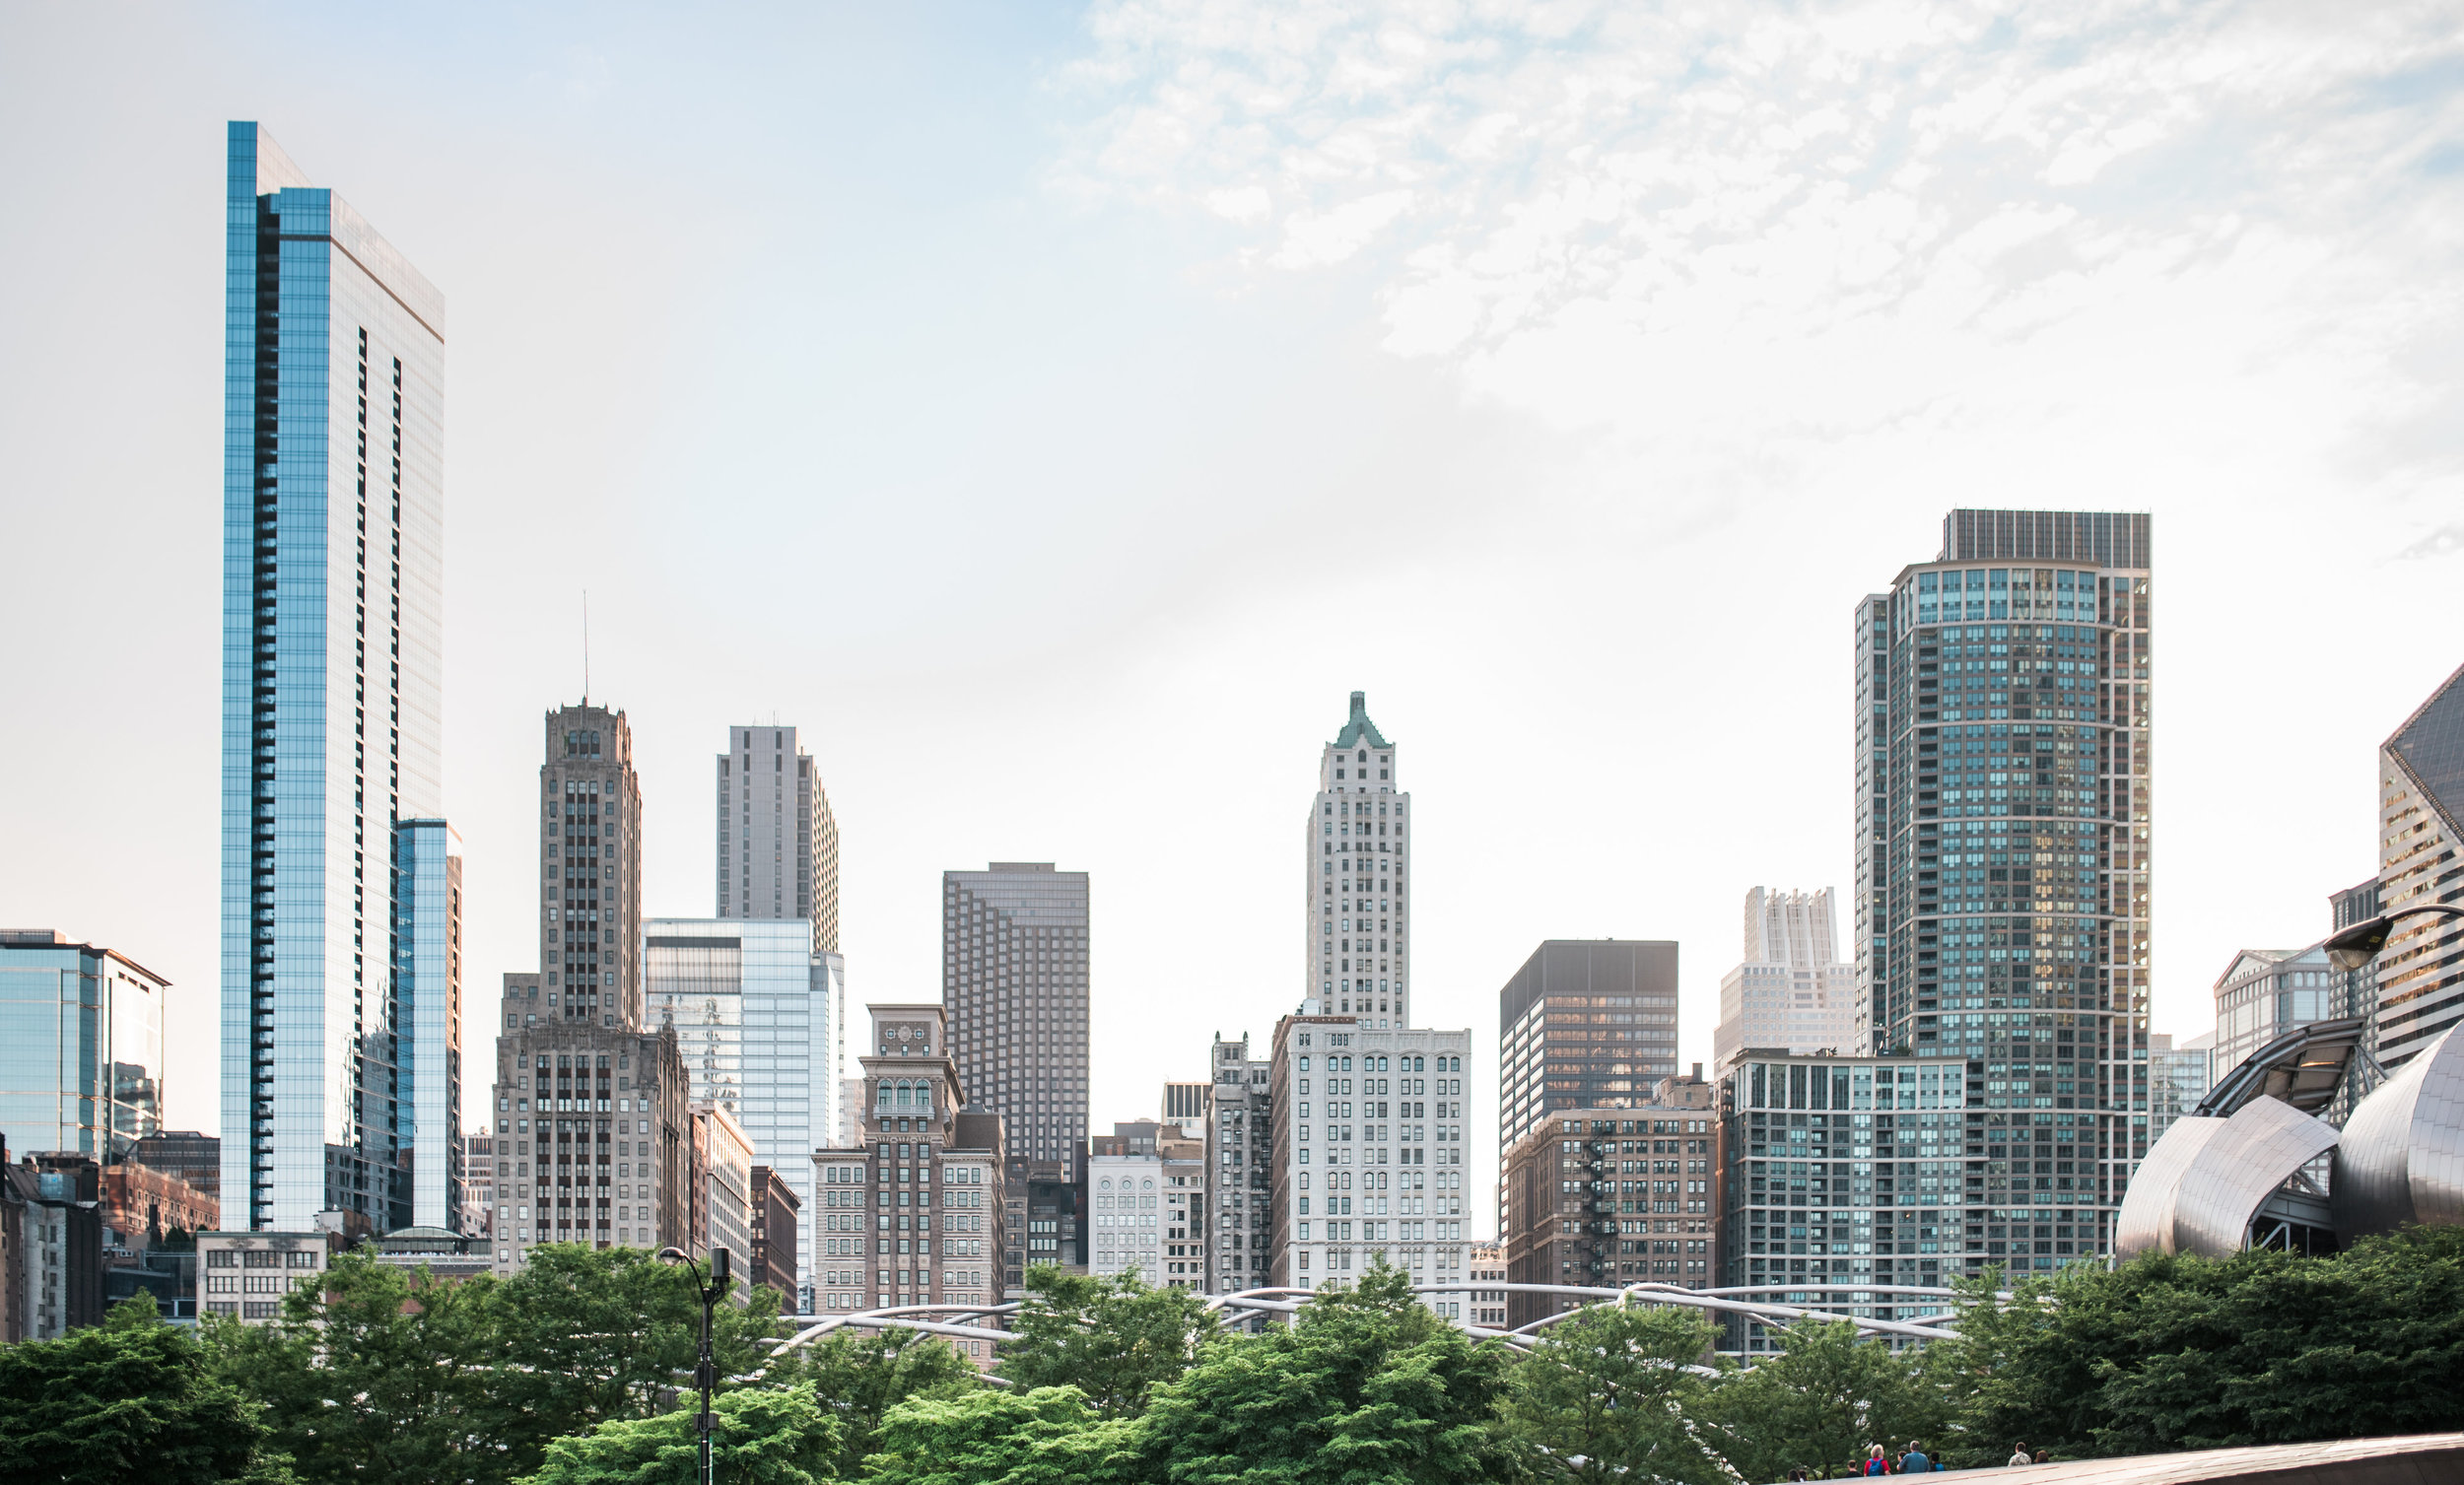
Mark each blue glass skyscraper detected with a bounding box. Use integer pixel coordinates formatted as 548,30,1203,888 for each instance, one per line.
220,122,451,1232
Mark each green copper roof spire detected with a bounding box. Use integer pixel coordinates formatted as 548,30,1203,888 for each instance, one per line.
1335,690,1390,749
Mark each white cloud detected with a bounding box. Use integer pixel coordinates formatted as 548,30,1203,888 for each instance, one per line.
1061,0,2464,506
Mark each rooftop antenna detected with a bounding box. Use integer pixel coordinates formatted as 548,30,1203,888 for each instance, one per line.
582,590,589,703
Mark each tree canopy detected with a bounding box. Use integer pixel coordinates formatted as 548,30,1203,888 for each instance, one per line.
994,1265,1218,1418
0,1295,295,1485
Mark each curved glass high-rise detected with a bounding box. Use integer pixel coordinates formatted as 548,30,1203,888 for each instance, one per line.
1851,509,2152,1272
218,123,449,1232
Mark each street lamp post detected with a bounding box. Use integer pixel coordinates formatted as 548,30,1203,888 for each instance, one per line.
659,1246,730,1485
2322,903,2464,970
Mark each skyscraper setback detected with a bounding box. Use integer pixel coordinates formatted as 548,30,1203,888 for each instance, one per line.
1305,693,1411,1026
1852,508,2152,1260
488,706,691,1271
944,863,1089,1171
218,122,455,1232
717,724,841,953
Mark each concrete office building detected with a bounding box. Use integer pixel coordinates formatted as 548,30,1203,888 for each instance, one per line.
808,1004,1003,1346
1501,1076,1718,1328
1850,509,2153,1267
1496,941,1679,1231
944,863,1088,1171
2369,662,2464,1072
1203,1034,1272,1294
1466,1240,1507,1328
1714,890,1856,1070
1090,1121,1205,1288
198,1226,334,1324
1303,693,1413,1026
488,706,693,1270
219,123,458,1233
463,1128,496,1240
2147,1033,2214,1145
2212,946,2335,1083
694,1105,755,1288
1267,1015,1472,1302
9,1155,103,1338
716,724,842,954
646,915,843,1305
0,932,169,1162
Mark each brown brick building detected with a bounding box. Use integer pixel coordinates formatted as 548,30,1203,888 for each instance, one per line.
1501,1075,1719,1329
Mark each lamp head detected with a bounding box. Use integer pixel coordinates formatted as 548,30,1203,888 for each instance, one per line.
656,1247,690,1265
2324,915,2393,972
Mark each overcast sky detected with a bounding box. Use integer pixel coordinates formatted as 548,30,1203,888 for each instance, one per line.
5,2,2462,1232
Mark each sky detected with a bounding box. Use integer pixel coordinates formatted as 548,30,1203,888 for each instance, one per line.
4,1,2463,1235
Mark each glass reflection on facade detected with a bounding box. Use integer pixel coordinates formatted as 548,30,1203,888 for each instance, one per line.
219,121,447,1230
393,820,463,1229
1850,510,2152,1269
647,917,841,1310
0,932,169,1161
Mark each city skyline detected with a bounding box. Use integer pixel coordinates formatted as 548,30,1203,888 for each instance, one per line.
9,12,2464,1248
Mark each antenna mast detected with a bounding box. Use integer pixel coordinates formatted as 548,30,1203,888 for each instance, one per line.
582,590,590,703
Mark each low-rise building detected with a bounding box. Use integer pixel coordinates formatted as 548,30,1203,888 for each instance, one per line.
100,1161,217,1250
1466,1239,1506,1328
128,1131,220,1209
197,1227,339,1323
1500,1076,1719,1329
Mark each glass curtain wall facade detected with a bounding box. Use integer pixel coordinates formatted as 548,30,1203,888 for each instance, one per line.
647,916,841,1309
0,933,169,1161
1496,940,1680,1232
1852,509,2151,1267
944,864,1089,1171
2371,663,2464,1072
220,122,446,1232
391,821,462,1229
1721,1054,1985,1351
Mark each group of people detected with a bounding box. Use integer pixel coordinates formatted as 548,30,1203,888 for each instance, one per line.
1782,1439,2057,1476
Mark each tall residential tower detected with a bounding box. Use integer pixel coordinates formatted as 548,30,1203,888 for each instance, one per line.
1852,509,2152,1263
716,724,842,953
944,864,1089,1171
219,122,454,1232
1304,693,1411,1026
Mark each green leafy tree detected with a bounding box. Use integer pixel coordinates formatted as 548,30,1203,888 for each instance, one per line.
1697,1317,1944,1482
996,1264,1219,1417
768,1325,984,1480
1503,1303,1732,1483
1,1294,295,1484
207,1247,496,1485
518,1383,843,1485
864,1385,1140,1485
1937,1230,2464,1462
481,1242,790,1475
1135,1257,1531,1484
